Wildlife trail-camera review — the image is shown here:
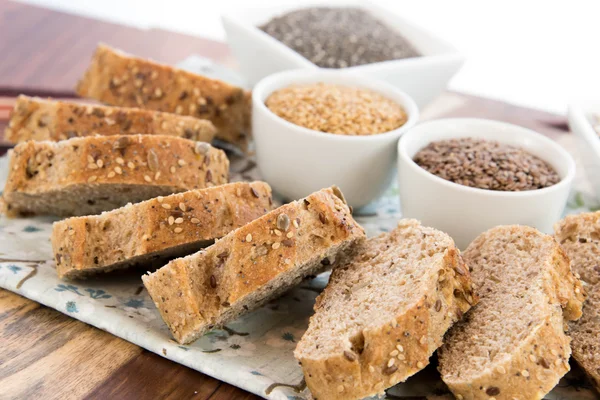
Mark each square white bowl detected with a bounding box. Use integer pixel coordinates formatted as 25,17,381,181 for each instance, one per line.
568,102,600,199
222,0,465,109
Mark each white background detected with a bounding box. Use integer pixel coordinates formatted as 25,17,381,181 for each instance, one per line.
17,0,600,114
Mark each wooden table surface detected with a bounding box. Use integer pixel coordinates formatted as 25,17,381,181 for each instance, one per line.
0,2,572,400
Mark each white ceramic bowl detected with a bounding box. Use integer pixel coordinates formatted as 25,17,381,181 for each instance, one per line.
397,118,576,249
568,103,600,199
222,0,464,109
253,69,419,209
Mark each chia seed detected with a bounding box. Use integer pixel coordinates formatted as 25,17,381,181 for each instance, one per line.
259,7,420,68
413,138,561,191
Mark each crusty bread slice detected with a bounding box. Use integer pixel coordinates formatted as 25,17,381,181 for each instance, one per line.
294,219,477,400
4,95,216,143
439,225,585,400
142,187,365,344
1,135,228,217
554,212,600,392
554,211,600,287
76,44,251,150
52,182,272,279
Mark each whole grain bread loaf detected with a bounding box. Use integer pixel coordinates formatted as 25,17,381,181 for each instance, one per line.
438,225,585,400
76,44,251,150
4,95,216,143
294,219,477,400
143,187,365,344
554,212,600,392
52,182,272,279
1,135,228,217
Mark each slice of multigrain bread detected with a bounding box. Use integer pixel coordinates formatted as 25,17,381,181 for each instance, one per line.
294,219,477,400
76,44,251,150
1,135,228,217
438,225,585,400
554,212,600,392
52,182,272,279
142,187,365,344
4,95,216,143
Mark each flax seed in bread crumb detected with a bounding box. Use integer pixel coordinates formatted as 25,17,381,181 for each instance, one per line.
265,83,407,135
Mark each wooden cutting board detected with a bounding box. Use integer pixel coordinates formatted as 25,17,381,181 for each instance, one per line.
0,2,573,399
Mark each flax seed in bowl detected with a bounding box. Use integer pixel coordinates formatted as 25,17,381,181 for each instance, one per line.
413,138,561,192
253,69,419,209
398,118,576,249
265,83,408,136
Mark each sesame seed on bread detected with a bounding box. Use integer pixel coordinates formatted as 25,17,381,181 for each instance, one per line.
52,182,273,279
439,225,585,400
4,95,216,143
76,44,251,151
1,135,228,217
294,219,477,400
554,212,600,393
142,186,365,344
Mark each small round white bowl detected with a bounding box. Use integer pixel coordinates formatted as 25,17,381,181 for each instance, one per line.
397,118,576,249
252,69,419,208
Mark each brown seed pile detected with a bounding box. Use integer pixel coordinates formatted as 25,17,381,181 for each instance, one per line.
413,138,561,191
260,7,419,68
265,83,408,135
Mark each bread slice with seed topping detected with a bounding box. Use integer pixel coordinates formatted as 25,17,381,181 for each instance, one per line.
52,182,272,279
294,219,477,400
4,95,216,143
1,135,228,217
554,212,600,392
438,225,585,400
76,44,251,150
142,186,365,344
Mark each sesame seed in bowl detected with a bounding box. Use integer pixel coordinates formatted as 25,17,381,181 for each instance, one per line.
265,82,408,136
252,69,419,209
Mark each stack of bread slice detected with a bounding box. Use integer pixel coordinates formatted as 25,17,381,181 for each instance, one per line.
295,219,477,399
2,44,254,218
142,186,365,344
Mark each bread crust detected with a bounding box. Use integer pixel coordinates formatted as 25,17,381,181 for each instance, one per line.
52,182,272,279
554,212,600,393
439,225,585,400
442,309,572,400
142,187,365,344
569,284,600,393
4,95,216,143
2,134,228,217
76,44,251,150
295,220,477,400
